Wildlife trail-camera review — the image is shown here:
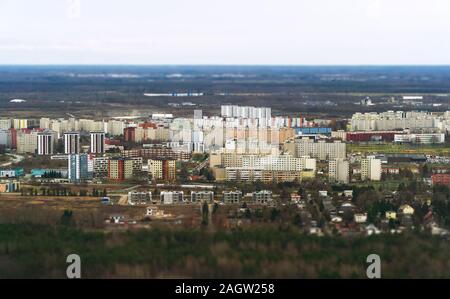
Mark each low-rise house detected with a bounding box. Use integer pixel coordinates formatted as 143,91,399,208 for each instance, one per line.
331,216,343,223
386,211,397,220
339,190,353,198
146,207,172,219
398,204,414,215
354,213,368,224
400,214,414,228
339,202,355,215
365,224,381,236
319,190,328,197
290,193,301,203
322,197,336,214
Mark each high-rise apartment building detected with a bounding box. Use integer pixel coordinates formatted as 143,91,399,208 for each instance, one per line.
0,118,11,130
148,159,177,181
329,158,350,184
289,139,347,161
16,129,39,154
90,131,105,154
93,157,110,178
64,132,81,154
68,154,94,182
108,157,143,181
0,129,11,148
37,131,54,156
13,119,28,130
361,156,382,181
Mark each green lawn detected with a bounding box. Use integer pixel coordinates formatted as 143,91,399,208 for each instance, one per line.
348,143,450,155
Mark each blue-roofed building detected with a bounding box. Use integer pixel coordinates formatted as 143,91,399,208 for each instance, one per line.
0,168,24,178
31,169,68,178
295,127,332,136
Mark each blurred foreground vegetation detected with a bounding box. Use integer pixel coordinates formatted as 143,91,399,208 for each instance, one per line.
0,224,448,279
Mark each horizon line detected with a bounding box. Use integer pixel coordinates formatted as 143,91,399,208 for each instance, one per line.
1,63,450,67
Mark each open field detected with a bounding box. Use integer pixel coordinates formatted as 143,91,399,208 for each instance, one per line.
0,194,203,229
348,143,450,155
1,66,450,119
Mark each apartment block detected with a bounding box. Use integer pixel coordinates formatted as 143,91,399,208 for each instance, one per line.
37,131,54,156
128,191,152,205
191,191,214,203
252,190,273,204
148,158,176,181
223,191,242,204
361,156,382,181
68,154,94,182
291,139,346,161
16,129,39,154
108,157,143,181
160,191,184,204
329,158,350,184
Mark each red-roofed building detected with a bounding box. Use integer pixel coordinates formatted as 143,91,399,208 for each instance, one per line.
432,174,450,188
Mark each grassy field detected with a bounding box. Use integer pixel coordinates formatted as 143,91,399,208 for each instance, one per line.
350,180,412,191
348,143,450,155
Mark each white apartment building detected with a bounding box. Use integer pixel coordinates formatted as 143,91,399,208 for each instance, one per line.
394,133,445,144
160,191,184,204
221,105,271,120
37,131,54,156
128,191,152,205
90,131,105,154
64,132,81,154
191,191,214,203
0,119,11,130
16,130,39,154
291,139,347,161
212,152,315,173
0,129,11,148
350,111,443,132
329,158,350,184
361,156,382,181
107,120,126,136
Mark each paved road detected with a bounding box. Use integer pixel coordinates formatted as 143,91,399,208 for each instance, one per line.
0,154,24,167
194,158,210,173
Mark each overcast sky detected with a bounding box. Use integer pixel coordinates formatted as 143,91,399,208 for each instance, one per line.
0,0,449,65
